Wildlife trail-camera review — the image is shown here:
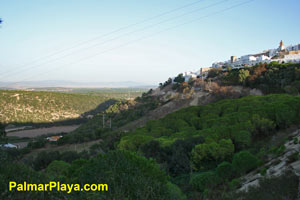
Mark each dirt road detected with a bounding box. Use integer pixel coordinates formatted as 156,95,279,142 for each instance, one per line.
7,125,80,138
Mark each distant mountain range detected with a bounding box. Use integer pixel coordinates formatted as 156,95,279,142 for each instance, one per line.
0,80,155,89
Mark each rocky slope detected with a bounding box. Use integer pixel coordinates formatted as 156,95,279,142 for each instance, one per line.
238,128,300,192
118,83,263,132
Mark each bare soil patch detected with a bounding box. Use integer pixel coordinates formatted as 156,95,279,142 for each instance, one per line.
7,125,80,138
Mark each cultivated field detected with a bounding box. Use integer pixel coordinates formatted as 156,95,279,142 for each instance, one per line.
7,125,80,138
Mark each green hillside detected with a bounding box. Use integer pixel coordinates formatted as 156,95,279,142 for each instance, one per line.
0,90,110,123
2,63,300,199
119,94,300,151
62,93,161,144
59,62,300,146
2,94,300,200
116,94,300,199
56,92,298,199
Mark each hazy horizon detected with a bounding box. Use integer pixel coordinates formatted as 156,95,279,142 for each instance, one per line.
0,79,156,89
1,0,300,85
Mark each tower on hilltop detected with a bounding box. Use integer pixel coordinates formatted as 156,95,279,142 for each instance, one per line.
279,40,285,51
230,56,237,63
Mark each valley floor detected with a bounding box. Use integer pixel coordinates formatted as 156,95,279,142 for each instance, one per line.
7,125,80,138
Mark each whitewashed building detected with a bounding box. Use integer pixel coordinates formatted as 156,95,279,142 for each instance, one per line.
256,55,271,62
212,62,225,68
215,41,300,70
172,41,300,84
184,71,197,82
0,143,18,149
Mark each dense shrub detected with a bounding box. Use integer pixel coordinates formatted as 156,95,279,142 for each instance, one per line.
120,94,300,154
27,138,47,149
216,161,234,181
33,151,61,170
260,167,267,176
0,151,60,199
173,73,185,84
192,139,234,170
233,130,251,150
232,151,259,175
228,178,241,190
141,137,204,176
32,150,87,170
166,182,187,200
77,150,180,200
220,63,300,94
46,160,70,181
190,171,220,192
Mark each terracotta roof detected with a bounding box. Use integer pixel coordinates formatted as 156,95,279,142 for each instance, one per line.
47,136,62,141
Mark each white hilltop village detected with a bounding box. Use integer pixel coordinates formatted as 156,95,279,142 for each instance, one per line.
180,41,300,82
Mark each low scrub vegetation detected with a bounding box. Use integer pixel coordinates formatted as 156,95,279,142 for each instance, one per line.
219,62,300,94
0,90,110,123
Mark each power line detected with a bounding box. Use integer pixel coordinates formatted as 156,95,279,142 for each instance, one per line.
103,114,105,128
4,0,252,87
1,0,227,81
4,0,253,87
0,0,207,79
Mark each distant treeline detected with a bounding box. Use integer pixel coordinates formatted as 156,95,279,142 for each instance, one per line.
66,87,147,99
0,90,120,124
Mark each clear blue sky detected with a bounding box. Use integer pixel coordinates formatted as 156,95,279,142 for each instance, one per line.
0,0,300,85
